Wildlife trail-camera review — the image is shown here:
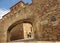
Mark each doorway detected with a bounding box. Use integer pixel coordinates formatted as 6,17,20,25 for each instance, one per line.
23,23,34,40
7,22,34,41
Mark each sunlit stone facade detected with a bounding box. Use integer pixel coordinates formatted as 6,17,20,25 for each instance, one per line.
0,0,60,42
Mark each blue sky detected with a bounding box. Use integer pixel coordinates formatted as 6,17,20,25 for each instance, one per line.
0,0,32,19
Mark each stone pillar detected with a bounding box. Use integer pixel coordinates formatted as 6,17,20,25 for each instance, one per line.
7,32,11,42
32,19,40,40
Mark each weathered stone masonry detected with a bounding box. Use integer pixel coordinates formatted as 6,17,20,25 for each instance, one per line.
0,0,60,42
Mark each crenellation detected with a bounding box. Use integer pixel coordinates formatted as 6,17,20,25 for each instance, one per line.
10,1,25,13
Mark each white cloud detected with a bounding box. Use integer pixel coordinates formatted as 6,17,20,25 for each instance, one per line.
0,8,10,19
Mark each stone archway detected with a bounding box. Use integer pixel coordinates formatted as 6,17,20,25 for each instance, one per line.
7,20,35,42
23,22,34,40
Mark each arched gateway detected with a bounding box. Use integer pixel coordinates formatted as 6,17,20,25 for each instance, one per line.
7,20,35,41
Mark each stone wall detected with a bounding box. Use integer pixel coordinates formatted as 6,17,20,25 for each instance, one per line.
0,0,60,42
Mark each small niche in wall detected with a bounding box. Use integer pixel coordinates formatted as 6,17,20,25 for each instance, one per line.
50,16,58,26
51,16,56,22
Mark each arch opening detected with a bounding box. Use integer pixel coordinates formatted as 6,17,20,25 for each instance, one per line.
7,21,34,42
